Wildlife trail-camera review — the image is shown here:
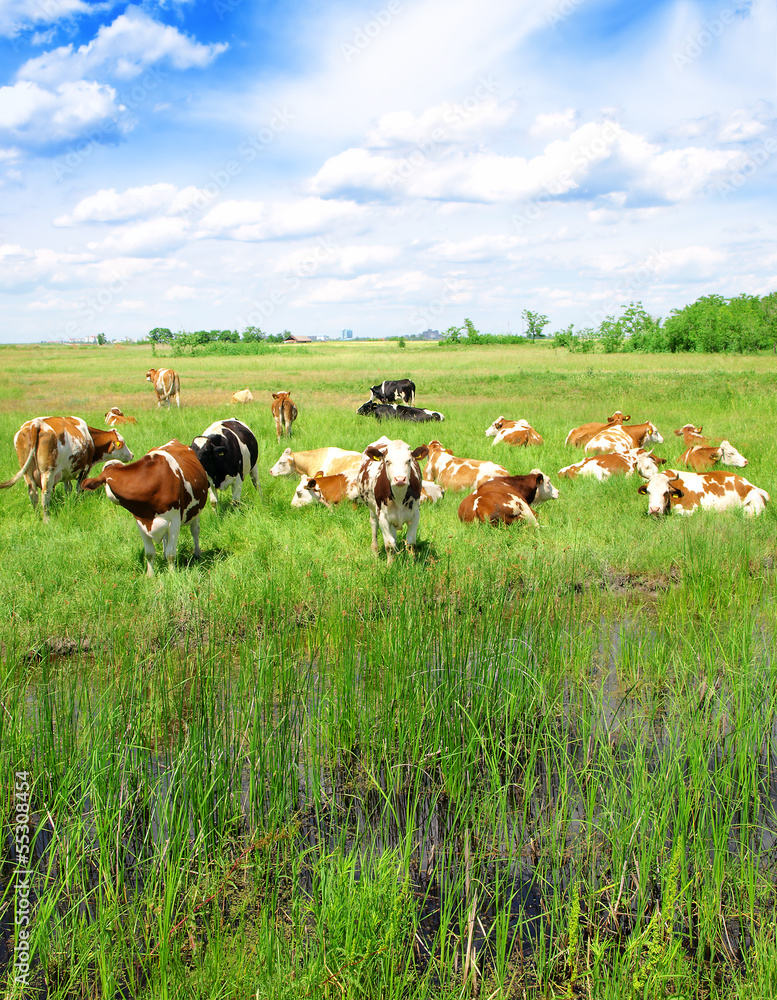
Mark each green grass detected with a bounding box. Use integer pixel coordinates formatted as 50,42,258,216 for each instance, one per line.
1,341,777,998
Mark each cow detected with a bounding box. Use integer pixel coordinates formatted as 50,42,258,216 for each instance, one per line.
424,440,510,492
105,407,138,426
291,471,359,508
674,424,709,446
231,389,254,405
146,368,181,408
1,416,133,520
190,419,260,507
270,447,362,479
584,421,663,455
291,470,443,509
82,440,208,576
558,449,664,481
678,441,748,472
357,438,428,563
357,399,444,421
458,470,559,526
638,470,769,517
369,379,416,405
485,417,543,446
271,391,298,439
565,411,631,448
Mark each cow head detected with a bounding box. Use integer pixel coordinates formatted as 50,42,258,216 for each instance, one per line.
146,369,157,383
270,448,294,477
107,431,133,464
718,440,747,467
485,417,505,436
357,399,379,415
529,469,560,503
674,424,703,438
638,473,684,515
607,411,631,424
291,473,330,509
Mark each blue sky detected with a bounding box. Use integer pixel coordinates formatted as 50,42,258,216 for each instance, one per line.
0,0,773,342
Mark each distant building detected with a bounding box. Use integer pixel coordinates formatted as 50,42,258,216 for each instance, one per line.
420,329,440,340
341,329,353,340
283,333,313,344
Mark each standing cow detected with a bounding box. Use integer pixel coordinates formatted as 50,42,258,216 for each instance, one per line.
146,368,181,408
82,440,208,576
271,391,298,440
1,416,133,520
190,419,260,507
369,379,416,405
357,438,429,563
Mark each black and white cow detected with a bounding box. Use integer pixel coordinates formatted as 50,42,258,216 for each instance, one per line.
357,399,444,422
357,438,429,563
190,419,260,506
369,379,416,405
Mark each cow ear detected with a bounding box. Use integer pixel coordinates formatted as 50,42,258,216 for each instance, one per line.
670,486,684,498
674,428,683,436
306,478,317,488
412,444,429,460
314,470,324,478
637,483,648,495
365,446,384,461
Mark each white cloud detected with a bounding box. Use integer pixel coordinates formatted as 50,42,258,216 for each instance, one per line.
0,0,112,39
164,285,198,300
0,79,124,148
18,6,228,85
56,183,208,225
529,108,578,139
429,235,525,262
28,296,76,311
306,270,432,304
364,96,515,149
87,217,191,256
274,244,400,277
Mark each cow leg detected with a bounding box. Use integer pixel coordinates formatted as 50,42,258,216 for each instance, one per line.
250,465,260,491
136,523,158,577
161,515,182,569
378,513,398,565
231,478,243,503
369,512,381,557
189,515,201,559
40,471,54,521
404,508,421,560
24,475,39,511
208,486,219,508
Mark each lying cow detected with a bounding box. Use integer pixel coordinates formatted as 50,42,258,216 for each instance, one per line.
83,440,208,576
370,379,416,405
190,419,260,507
678,441,748,472
674,424,709,446
146,368,180,408
270,446,362,478
231,389,254,405
291,470,442,508
1,416,133,519
584,421,663,455
558,449,663,481
271,391,298,439
565,411,631,448
638,470,769,517
458,470,559,526
291,471,359,507
105,407,138,426
357,399,444,421
485,417,543,446
425,440,509,491
357,438,428,563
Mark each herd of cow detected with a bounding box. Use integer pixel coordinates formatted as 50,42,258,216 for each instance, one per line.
0,368,770,575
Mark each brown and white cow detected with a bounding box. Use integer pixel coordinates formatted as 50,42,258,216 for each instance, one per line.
82,439,208,576
231,389,254,405
485,417,544,446
271,391,298,440
678,441,748,472
558,449,664,481
425,440,510,492
565,411,631,448
1,416,133,519
638,470,769,517
146,368,181,408
105,407,138,426
674,424,709,446
291,471,359,508
357,439,429,563
584,421,663,455
458,470,559,526
270,446,362,479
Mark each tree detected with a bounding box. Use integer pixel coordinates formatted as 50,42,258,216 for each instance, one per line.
397,337,406,350
522,310,549,342
96,332,107,346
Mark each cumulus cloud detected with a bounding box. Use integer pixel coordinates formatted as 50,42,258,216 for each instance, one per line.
0,0,112,39
310,117,742,207
429,235,525,262
274,244,400,277
529,108,578,139
55,183,209,225
0,79,125,149
364,95,515,149
86,216,192,256
18,7,228,84
306,270,432,304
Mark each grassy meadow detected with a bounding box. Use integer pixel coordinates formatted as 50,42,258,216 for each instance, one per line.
1,340,777,998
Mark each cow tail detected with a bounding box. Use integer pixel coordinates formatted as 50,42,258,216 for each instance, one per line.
0,422,39,489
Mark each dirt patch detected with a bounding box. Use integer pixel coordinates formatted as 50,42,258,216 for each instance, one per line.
603,567,680,594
